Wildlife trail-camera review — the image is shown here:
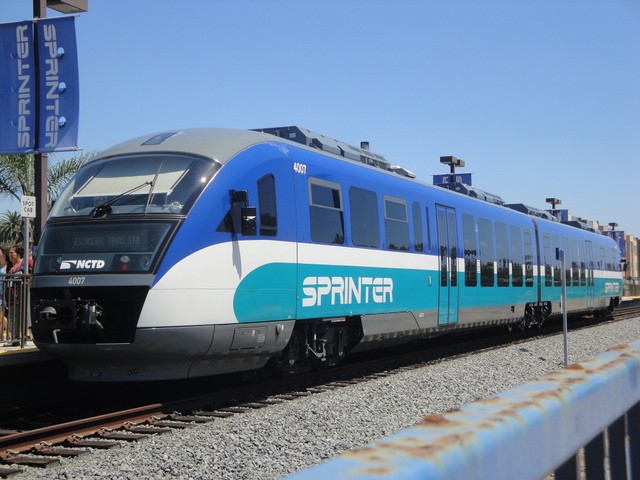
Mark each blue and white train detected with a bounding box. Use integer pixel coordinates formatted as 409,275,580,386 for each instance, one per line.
30,127,623,381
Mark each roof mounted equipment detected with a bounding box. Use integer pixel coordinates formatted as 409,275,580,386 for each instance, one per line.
254,126,415,178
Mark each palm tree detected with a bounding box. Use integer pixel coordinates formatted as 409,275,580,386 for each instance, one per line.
0,151,92,208
0,210,22,245
0,152,91,246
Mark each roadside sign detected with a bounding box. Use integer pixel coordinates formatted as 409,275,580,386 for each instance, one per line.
21,195,36,218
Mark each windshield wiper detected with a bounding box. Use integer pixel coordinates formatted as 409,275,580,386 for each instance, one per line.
90,181,153,218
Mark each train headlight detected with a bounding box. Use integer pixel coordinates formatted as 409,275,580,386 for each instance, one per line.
120,255,130,271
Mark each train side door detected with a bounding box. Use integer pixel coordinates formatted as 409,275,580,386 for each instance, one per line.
436,205,459,325
585,241,595,308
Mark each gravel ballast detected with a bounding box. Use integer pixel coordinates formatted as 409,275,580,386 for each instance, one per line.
19,317,640,479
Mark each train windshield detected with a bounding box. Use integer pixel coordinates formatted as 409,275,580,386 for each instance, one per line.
50,153,219,218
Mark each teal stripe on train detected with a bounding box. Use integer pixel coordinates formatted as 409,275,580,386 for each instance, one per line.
232,263,439,323
232,263,623,323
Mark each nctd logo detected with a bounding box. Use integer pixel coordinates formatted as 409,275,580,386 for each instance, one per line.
60,259,106,270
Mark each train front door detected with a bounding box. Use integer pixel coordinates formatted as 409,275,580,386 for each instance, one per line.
436,205,459,325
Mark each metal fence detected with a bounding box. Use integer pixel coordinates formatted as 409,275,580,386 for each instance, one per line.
286,340,640,480
1,273,30,347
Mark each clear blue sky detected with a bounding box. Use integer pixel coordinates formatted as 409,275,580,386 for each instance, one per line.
3,1,640,235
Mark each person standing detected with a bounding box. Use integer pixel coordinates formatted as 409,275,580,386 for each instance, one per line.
8,245,31,274
0,247,9,342
7,244,31,345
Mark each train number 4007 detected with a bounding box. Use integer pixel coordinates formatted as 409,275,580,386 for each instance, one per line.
293,162,307,174
68,276,86,285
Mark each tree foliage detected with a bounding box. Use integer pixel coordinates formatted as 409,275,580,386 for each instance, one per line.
0,210,22,245
0,151,92,207
0,151,92,245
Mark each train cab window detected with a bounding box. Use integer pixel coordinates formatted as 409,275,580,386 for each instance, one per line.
462,214,478,287
478,218,494,287
552,236,562,287
598,246,605,270
384,196,409,251
543,235,553,287
495,222,509,287
523,230,534,287
412,202,424,252
257,175,277,236
510,226,523,287
308,178,344,244
349,187,380,248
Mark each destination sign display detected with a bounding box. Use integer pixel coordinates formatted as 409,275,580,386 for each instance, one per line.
69,229,150,252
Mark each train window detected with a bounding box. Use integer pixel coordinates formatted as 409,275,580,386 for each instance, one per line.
610,248,618,271
510,226,523,287
523,230,534,287
495,222,509,287
543,235,552,287
462,214,477,287
384,196,409,251
579,243,586,286
552,236,562,287
349,187,380,248
50,154,220,218
412,202,424,252
257,175,277,236
585,241,595,287
572,240,582,286
598,246,605,270
478,218,494,287
425,208,432,254
562,237,571,285
308,178,344,244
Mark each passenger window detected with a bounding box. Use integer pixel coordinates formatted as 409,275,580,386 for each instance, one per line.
257,175,277,236
562,238,571,285
571,239,579,286
510,226,523,287
523,230,534,287
349,187,379,248
462,214,477,287
495,222,509,287
543,235,552,287
425,208,432,254
552,236,562,286
478,218,494,287
579,243,586,286
309,178,344,244
412,202,423,252
384,196,409,250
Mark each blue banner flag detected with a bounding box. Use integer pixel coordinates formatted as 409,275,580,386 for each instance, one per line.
0,21,36,154
37,16,80,152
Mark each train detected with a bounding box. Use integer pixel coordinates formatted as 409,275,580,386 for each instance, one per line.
30,126,623,381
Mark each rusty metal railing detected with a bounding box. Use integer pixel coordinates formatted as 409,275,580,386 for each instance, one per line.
1,273,31,348
286,341,640,480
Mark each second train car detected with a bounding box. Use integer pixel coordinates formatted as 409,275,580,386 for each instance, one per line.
30,127,623,381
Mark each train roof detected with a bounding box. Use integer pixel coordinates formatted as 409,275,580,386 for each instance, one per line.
91,128,609,238
92,128,271,164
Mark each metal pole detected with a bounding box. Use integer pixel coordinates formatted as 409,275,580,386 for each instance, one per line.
560,250,568,367
22,217,31,347
33,0,48,245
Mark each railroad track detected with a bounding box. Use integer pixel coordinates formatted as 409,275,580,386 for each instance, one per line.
1,306,638,478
